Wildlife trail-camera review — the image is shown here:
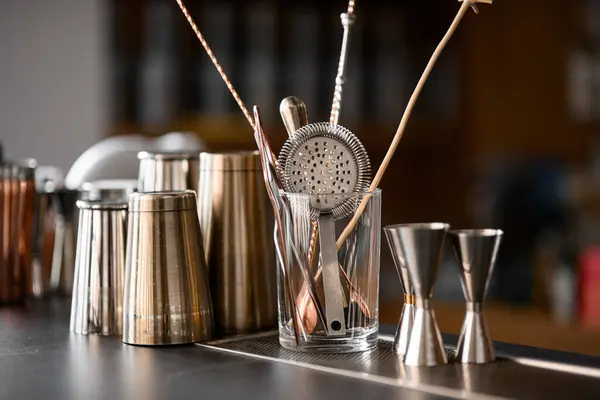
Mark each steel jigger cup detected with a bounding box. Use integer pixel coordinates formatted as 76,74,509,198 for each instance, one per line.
449,229,503,364
384,226,415,359
122,191,213,346
393,222,450,367
70,200,128,335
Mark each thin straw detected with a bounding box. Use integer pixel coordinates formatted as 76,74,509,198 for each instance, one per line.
336,0,485,248
176,0,255,130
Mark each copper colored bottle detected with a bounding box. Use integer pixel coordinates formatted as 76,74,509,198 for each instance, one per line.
0,162,36,303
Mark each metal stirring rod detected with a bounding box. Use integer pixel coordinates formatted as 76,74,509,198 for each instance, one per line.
329,0,357,126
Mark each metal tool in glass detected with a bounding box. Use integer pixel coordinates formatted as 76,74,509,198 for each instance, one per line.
384,225,415,359
449,229,503,364
278,123,371,336
280,97,309,136
70,200,127,336
254,108,304,345
137,151,200,192
197,151,277,337
278,99,328,336
122,191,213,345
393,222,449,366
277,189,381,352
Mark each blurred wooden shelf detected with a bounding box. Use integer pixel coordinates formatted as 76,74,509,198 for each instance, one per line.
109,114,461,151
380,300,600,357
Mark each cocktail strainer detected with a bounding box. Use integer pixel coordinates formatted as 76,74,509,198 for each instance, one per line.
278,122,371,335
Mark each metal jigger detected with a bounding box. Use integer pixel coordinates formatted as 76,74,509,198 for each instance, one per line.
395,223,450,367
384,226,415,359
449,229,503,364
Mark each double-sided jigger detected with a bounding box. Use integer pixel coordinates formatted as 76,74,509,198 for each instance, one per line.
449,229,503,364
386,223,449,367
70,200,128,335
122,191,213,345
384,227,414,359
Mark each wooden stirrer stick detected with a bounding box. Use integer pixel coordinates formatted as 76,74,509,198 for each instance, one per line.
336,0,490,248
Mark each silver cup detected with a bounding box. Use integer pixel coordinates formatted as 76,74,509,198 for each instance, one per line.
70,200,128,335
81,179,138,202
449,229,503,364
384,225,415,359
197,151,277,337
394,222,449,367
122,191,213,345
137,151,200,193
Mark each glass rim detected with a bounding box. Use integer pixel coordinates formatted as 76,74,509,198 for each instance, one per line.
280,188,382,198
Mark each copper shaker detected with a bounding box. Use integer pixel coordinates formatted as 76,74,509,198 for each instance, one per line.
0,161,36,303
122,191,213,345
197,151,277,337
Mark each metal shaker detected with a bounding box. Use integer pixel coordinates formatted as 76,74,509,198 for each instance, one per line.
71,200,128,335
0,164,26,303
80,179,138,202
50,188,80,296
137,151,200,192
197,151,277,337
30,166,64,298
0,161,37,303
122,191,213,345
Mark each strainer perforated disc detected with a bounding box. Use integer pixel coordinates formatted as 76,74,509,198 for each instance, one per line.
278,122,371,220
278,122,371,336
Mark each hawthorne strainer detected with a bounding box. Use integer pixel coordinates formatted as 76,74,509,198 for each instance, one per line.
278,122,371,335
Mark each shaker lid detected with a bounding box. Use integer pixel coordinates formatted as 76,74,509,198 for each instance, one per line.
129,190,196,212
81,179,138,201
0,160,36,180
199,151,261,171
137,150,201,161
77,199,129,211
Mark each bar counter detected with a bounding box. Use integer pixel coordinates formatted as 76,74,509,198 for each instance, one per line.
1,299,600,399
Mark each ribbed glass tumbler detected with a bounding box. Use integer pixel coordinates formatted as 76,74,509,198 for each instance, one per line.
276,189,381,353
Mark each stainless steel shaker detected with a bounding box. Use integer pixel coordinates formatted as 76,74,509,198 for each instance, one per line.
122,191,213,345
30,166,64,298
71,200,128,335
50,188,80,296
137,151,200,192
197,151,277,336
80,179,138,202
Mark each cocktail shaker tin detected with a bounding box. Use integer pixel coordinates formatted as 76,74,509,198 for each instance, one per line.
122,191,213,345
137,151,200,193
197,151,277,336
71,200,128,335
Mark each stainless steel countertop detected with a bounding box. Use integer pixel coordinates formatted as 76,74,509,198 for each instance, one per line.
1,298,599,399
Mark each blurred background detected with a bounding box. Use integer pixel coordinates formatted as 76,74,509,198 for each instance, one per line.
2,0,600,355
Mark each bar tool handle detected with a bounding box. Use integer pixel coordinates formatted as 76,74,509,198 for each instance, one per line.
318,213,346,336
329,12,356,126
279,97,309,136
